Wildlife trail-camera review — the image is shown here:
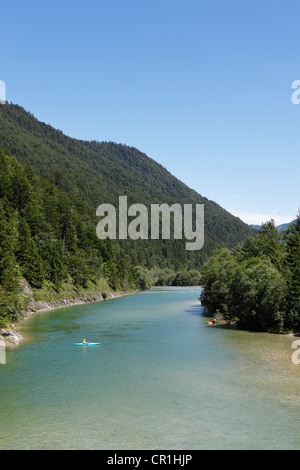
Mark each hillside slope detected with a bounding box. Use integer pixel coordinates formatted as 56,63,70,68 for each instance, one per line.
0,145,137,327
0,103,255,264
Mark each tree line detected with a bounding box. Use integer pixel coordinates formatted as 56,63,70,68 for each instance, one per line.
0,103,255,269
199,218,300,332
0,147,202,327
0,147,139,327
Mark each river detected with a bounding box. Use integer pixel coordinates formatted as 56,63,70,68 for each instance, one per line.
0,287,300,450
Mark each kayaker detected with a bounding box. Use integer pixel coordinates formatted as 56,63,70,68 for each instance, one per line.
82,339,88,344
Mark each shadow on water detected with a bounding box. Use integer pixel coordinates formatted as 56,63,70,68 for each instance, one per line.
185,304,206,316
185,304,238,332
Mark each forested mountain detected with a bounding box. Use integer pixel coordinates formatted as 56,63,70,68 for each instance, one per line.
0,146,137,326
0,103,256,326
0,104,255,256
276,221,296,233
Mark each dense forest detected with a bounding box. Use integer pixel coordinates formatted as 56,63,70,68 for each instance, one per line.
200,218,300,333
0,146,204,327
2,103,299,334
0,104,255,264
0,103,257,328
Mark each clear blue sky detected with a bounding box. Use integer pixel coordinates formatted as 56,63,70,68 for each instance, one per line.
1,0,299,225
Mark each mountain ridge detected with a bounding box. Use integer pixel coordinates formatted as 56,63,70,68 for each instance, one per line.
0,103,256,268
250,220,296,232
0,102,258,327
0,103,255,241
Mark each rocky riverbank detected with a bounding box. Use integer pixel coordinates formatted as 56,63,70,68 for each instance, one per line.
2,280,136,345
0,328,23,345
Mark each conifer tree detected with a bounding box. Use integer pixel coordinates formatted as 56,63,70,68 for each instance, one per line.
0,198,27,327
0,197,19,290
17,218,45,288
282,215,300,329
258,220,282,269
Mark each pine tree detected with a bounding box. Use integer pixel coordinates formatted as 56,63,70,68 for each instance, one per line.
17,218,45,288
283,216,300,329
258,220,282,269
0,198,19,287
58,195,77,253
43,241,67,288
236,220,282,269
0,198,27,326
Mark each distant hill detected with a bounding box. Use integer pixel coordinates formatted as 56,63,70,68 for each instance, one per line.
0,102,260,326
250,221,296,233
0,103,255,269
276,221,297,232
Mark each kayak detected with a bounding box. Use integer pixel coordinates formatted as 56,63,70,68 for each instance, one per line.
73,342,101,346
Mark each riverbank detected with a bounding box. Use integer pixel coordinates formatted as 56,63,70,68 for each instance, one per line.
201,306,300,337
2,287,300,450
0,279,137,345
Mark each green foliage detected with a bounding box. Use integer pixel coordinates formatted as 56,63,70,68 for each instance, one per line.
172,268,201,286
200,248,238,324
17,218,45,287
0,103,259,327
0,197,19,290
236,220,282,269
0,103,255,270
0,287,28,328
200,217,300,333
0,195,29,326
229,261,286,332
134,266,156,290
282,217,300,330
0,147,137,325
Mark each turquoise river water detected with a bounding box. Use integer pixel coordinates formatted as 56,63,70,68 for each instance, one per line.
0,287,300,450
